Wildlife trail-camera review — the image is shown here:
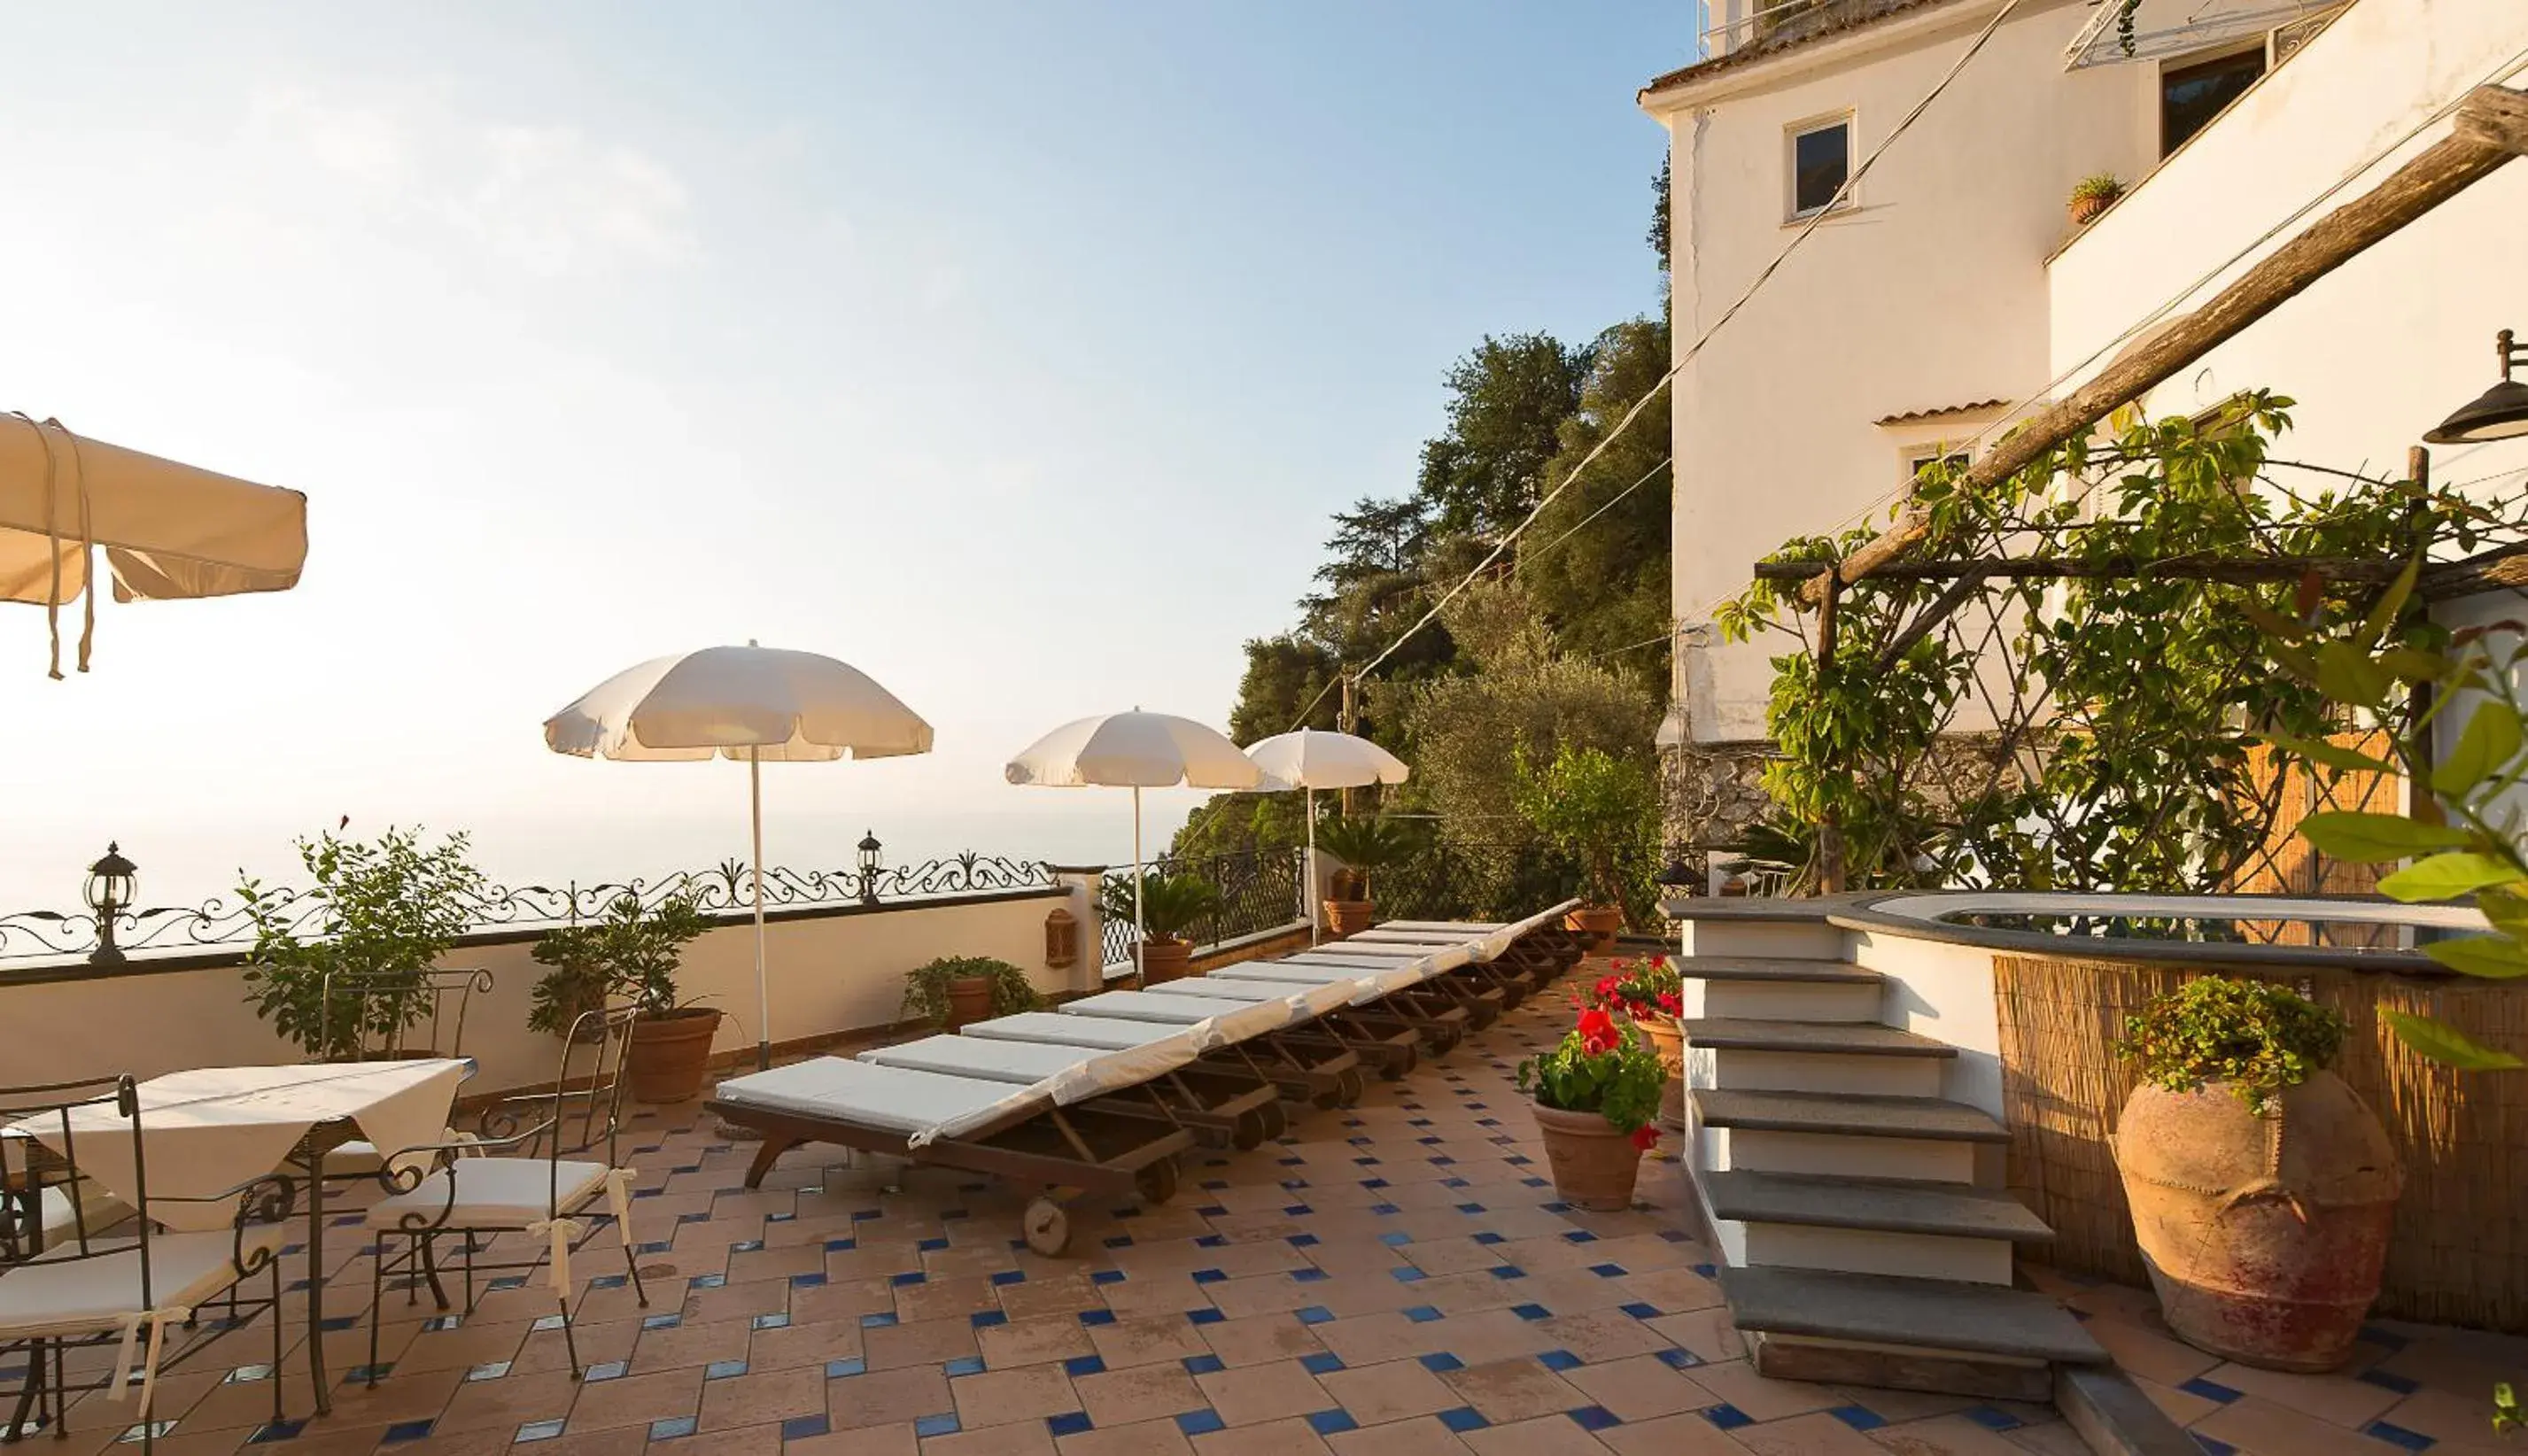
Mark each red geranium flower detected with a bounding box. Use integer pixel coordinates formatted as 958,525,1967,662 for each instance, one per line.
1656,991,1682,1016
1576,1008,1619,1056
1630,1125,1660,1151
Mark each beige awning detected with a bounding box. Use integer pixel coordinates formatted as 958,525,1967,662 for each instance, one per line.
0,413,308,675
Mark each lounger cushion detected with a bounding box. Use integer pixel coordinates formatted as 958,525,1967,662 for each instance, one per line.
1062,991,1307,1041
365,1156,611,1230
0,1226,286,1338
717,1058,1048,1141
1161,978,1362,1018
862,1035,1090,1085
960,1012,1195,1051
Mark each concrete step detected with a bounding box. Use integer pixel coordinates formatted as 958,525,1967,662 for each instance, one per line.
1684,957,1882,985
1671,901,1850,962
1682,1018,1955,1057
1704,1170,2053,1243
1719,1263,2106,1375
1692,1088,2006,1143
1687,967,1882,1023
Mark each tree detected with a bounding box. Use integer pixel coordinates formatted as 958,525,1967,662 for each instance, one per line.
1648,155,1671,277
1521,315,1674,696
1415,334,1594,539
1227,634,1341,745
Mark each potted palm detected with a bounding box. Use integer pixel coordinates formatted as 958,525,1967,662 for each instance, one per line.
2114,978,2401,1371
529,892,717,1102
1314,815,1411,937
1103,871,1221,984
902,956,1040,1032
239,825,486,1061
1512,741,1655,953
1590,956,1687,1130
1516,1007,1665,1211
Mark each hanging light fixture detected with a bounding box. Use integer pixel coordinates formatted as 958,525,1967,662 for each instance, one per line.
2423,329,2528,444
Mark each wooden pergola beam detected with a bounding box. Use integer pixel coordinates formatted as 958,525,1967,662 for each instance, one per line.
1758,541,2528,596
1797,83,2528,607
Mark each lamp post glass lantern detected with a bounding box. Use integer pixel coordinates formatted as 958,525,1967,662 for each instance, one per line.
85,842,137,964
857,831,883,904
2423,328,2528,445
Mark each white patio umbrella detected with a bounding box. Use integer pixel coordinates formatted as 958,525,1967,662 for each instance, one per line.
544,643,933,1068
2,414,308,677
1243,730,1411,943
1005,710,1269,982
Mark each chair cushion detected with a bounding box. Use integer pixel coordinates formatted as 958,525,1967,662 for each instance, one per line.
0,1227,286,1338
37,1180,132,1243
365,1157,611,1231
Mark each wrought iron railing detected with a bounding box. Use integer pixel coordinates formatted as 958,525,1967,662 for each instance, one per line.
1100,848,1307,969
0,852,1059,964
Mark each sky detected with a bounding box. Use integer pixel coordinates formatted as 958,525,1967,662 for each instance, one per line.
0,2,1688,909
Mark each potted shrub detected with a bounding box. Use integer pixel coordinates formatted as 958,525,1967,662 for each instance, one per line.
902,956,1039,1032
240,825,487,1061
2068,171,2124,226
1590,956,1687,1130
1102,871,1221,984
1512,741,1655,953
1315,815,1411,937
530,892,717,1103
2114,978,2401,1371
1517,1007,1664,1210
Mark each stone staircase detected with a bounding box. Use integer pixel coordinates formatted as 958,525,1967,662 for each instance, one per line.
1671,907,2113,1405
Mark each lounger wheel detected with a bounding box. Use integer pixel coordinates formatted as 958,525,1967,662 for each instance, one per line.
1467,1003,1500,1031
1379,1046,1418,1081
1133,1156,1180,1208
1258,1100,1289,1142
1334,1068,1366,1107
1230,1108,1269,1152
1427,1026,1462,1056
1023,1198,1071,1258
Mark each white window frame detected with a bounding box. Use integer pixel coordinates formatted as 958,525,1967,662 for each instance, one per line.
1905,445,1972,489
1785,111,1856,222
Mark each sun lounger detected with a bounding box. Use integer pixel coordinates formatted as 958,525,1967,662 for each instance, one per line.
1065,986,1369,1105
1214,949,1484,1054
861,1030,1284,1151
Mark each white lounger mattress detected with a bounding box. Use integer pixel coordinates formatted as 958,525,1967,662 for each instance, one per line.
1347,927,1519,961
1214,957,1436,1003
1065,989,1318,1036
1293,941,1476,972
715,1057,1049,1145
962,1011,1218,1053
859,1034,1203,1108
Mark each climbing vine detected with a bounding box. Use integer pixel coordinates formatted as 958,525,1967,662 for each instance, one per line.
1716,392,2524,894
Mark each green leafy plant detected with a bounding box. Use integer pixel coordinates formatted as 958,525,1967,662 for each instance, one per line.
526,891,713,1035
2253,569,2528,1072
2119,978,2347,1109
1101,871,1223,944
1316,816,1415,902
2069,173,2125,210
1516,1007,1665,1146
239,825,487,1061
899,956,1041,1027
1511,740,1656,910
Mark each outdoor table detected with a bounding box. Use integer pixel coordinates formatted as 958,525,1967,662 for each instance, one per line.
10,1059,469,1416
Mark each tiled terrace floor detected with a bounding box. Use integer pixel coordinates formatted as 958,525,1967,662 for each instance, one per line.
21,982,2523,1456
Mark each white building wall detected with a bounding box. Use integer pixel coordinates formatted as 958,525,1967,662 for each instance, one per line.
1648,0,2150,744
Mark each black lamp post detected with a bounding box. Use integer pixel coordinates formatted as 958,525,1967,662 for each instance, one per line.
85,842,137,965
2423,329,2528,445
857,831,883,904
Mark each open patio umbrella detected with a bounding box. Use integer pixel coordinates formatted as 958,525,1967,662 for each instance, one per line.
1005,710,1269,982
544,644,933,1069
1242,730,1410,944
2,414,308,677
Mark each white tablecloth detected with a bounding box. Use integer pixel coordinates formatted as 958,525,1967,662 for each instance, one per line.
12,1060,467,1231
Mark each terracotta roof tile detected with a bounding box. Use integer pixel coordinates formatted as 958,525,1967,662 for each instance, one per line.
1640,0,1962,97
1873,398,2010,427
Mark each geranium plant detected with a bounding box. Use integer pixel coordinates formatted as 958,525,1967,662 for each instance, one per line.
1589,955,1682,1022
2119,977,2347,1111
1516,1009,1666,1149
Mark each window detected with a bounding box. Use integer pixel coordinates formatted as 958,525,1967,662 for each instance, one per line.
2160,49,2264,156
1788,116,1851,219
1910,449,1970,486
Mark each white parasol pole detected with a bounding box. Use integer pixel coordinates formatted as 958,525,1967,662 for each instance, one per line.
1132,784,1146,988
1306,786,1318,945
749,746,770,1071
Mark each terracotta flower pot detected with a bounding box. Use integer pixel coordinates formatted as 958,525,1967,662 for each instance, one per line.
1139,937,1193,985
1324,900,1375,937
2113,1071,2400,1371
1531,1100,1646,1212
1565,905,1622,954
2069,193,2115,225
627,1008,723,1104
945,975,996,1031
1635,1017,1687,1131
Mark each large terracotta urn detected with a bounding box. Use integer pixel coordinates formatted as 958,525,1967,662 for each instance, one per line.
2113,1071,2400,1371
1565,905,1621,954
1635,1018,1687,1133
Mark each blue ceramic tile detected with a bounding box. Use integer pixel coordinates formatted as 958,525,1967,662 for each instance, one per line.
642,1313,683,1330
1419,1352,1464,1373
2175,1379,2240,1406
945,1355,986,1376
1487,1266,1526,1280
1702,1405,1753,1430
1691,1263,1717,1277
890,1271,927,1287
1047,1413,1095,1437
227,1366,275,1384
1537,1350,1582,1372
1404,1305,1444,1323
1307,1410,1359,1436
729,1240,764,1253
1194,1204,1230,1218
1618,1302,1662,1320
1288,1234,1320,1248
2364,1422,2435,1452
1567,1406,1621,1432
704,1359,748,1381
466,1361,512,1382
342,1364,394,1384
826,1359,865,1378
1963,1406,2027,1430
1065,1355,1107,1377
590,1274,629,1290
514,1420,567,1444
1079,1309,1117,1326
1379,1233,1415,1248
789,1273,826,1289
780,1413,830,1441
1472,1232,1505,1246
1091,1269,1127,1286
1656,1348,1703,1370
581,1361,628,1382
751,1313,790,1330
1183,1354,1225,1375
1390,1266,1426,1283
531,1315,567,1332
1295,1306,1334,1325
2191,1438,2238,1456
970,1310,1008,1328
248,1422,305,1445
860,1313,898,1329
1187,1308,1226,1326
1292,1267,1330,1283
1438,1407,1489,1433
689,1274,727,1289
1191,1268,1227,1284
1510,1304,1553,1321
649,1417,698,1441
1829,1405,1886,1431
1104,1235,1136,1250
1175,1410,1226,1437
2361,1368,2422,1395
1283,1204,1314,1216
2359,1324,2411,1352
1587,1263,1628,1278
381,1422,434,1444
1301,1352,1344,1375
1195,1235,1226,1249
989,1270,1026,1285
1562,1231,1598,1244
919,1237,950,1252
1370,1204,1401,1216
